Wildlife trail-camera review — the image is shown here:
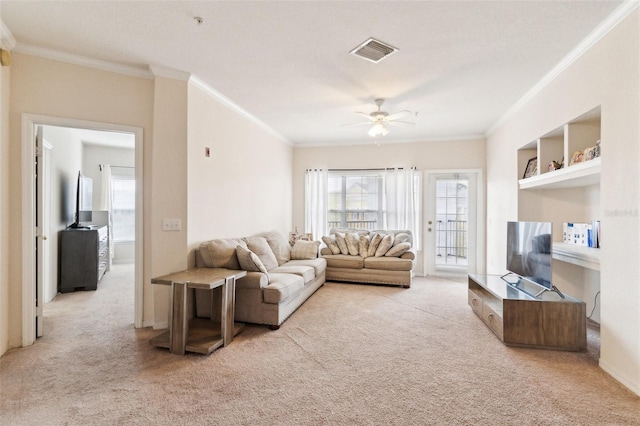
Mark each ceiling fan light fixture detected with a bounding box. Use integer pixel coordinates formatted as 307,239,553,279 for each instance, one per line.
368,121,389,137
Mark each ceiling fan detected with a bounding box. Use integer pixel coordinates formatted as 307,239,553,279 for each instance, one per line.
342,98,415,137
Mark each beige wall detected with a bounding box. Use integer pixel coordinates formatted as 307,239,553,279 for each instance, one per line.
0,49,10,355
486,10,640,394
149,76,189,328
6,53,155,347
186,82,293,252
292,138,486,272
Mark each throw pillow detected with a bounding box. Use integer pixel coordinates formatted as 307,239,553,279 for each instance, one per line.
244,236,279,271
254,230,291,265
359,234,370,258
236,245,268,274
200,238,247,269
368,233,383,257
385,241,411,257
291,240,321,260
345,232,360,256
393,232,411,246
335,232,349,255
375,234,394,257
322,235,341,255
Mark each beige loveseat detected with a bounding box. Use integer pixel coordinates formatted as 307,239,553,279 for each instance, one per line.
321,228,415,288
194,230,326,329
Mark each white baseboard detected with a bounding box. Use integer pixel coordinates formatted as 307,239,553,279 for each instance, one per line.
599,358,640,396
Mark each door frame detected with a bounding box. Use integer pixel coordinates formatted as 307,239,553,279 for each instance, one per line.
21,113,144,346
423,169,485,278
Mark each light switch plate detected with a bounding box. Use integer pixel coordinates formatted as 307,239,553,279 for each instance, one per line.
162,218,181,231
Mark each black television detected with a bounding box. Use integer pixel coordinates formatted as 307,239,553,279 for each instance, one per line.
504,221,563,297
69,171,93,229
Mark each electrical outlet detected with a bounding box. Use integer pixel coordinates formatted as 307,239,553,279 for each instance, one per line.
162,218,181,231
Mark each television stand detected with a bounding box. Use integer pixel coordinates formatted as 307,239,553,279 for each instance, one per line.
468,274,586,351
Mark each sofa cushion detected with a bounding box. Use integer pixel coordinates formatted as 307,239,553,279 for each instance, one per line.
254,230,291,266
200,238,247,269
236,245,269,274
263,273,305,304
269,264,315,283
393,233,411,246
323,254,364,269
375,234,394,257
385,242,411,257
335,232,349,255
367,233,382,257
285,258,327,276
374,229,413,247
291,240,320,260
364,256,413,271
345,232,360,255
322,235,341,255
244,236,279,271
359,234,370,258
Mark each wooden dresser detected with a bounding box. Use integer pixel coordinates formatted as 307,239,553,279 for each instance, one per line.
59,225,109,292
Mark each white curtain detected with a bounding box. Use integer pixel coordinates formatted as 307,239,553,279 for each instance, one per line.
384,168,422,250
305,169,328,240
99,164,114,264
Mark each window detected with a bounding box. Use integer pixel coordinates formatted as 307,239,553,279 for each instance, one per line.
328,172,384,230
111,176,135,242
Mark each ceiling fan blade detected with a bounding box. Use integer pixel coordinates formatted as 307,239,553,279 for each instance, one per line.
355,112,376,121
341,121,375,127
385,110,412,121
387,120,415,127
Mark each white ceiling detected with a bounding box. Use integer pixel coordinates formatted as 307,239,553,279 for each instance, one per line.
0,1,628,146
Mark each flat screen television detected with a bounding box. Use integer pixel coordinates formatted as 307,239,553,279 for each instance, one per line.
504,221,554,293
69,171,93,228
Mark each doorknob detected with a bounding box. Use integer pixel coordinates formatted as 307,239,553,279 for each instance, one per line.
42,235,48,240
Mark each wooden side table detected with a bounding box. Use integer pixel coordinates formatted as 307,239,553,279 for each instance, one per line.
150,268,247,355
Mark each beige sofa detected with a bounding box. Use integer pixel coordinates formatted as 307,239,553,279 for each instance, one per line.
320,228,415,288
194,230,326,329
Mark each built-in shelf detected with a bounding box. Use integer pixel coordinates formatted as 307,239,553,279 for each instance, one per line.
552,242,600,271
519,157,601,190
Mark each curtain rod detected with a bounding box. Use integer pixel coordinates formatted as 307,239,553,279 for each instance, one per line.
99,164,134,171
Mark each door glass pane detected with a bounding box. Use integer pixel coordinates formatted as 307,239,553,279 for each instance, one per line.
435,177,469,266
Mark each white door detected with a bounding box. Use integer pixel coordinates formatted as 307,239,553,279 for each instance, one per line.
424,171,479,277
35,126,45,337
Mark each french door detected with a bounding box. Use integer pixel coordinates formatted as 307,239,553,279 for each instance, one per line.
424,171,481,277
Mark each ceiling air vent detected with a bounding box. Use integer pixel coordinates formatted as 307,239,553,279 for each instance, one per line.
350,38,398,63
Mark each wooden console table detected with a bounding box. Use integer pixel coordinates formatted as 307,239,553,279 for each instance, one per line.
150,268,247,355
468,274,586,351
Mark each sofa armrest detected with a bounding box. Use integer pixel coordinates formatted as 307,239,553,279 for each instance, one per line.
236,271,269,290
320,247,333,256
401,250,416,261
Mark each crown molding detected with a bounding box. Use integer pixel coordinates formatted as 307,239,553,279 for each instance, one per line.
189,75,291,144
0,19,17,50
13,42,154,79
149,64,191,81
294,133,486,148
486,0,640,137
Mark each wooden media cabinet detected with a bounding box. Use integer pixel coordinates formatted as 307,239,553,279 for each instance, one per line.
468,274,586,351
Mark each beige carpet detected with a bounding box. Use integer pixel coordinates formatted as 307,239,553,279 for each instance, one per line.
1,264,638,425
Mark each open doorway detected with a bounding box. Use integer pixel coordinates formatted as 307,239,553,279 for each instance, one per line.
40,125,135,333
22,114,144,347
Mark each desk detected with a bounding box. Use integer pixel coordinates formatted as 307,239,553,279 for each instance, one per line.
150,268,247,355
